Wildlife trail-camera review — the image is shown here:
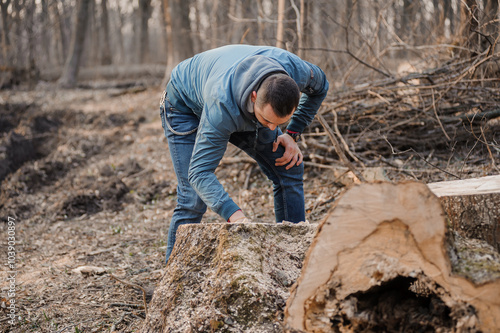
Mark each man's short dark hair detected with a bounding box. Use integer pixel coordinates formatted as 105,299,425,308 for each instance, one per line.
256,74,300,118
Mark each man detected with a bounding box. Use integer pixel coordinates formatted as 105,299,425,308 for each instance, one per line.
160,44,329,263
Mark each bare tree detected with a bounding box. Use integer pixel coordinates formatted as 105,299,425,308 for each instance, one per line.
50,0,68,65
138,0,152,63
170,0,194,63
40,0,51,65
58,0,90,88
162,0,175,85
0,0,11,63
276,0,285,48
113,0,125,63
101,0,112,65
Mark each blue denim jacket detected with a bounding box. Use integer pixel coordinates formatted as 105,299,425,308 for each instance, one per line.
165,45,329,220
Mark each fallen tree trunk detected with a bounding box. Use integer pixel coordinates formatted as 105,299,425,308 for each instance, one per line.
428,174,500,251
285,182,500,333
141,223,317,333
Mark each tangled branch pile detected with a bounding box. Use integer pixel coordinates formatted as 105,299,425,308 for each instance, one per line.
304,52,500,182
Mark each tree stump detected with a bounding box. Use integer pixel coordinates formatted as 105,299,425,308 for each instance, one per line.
428,175,500,251
141,223,317,333
285,182,500,333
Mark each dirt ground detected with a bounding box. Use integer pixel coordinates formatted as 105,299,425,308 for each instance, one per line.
0,82,345,332
0,78,498,332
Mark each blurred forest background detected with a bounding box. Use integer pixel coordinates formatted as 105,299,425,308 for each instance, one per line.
1,0,499,182
0,0,499,88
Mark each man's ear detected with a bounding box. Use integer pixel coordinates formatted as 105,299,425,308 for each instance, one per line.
251,91,257,103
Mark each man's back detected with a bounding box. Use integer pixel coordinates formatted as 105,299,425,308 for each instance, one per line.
168,45,319,116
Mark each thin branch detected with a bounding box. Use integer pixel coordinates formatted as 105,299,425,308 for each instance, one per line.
383,136,460,180
317,114,365,182
110,274,148,315
431,89,451,141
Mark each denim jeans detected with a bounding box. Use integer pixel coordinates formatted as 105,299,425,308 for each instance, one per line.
160,97,305,263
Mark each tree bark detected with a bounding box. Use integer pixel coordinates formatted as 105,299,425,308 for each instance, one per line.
141,223,317,333
49,0,67,65
161,0,175,86
100,0,112,65
138,0,152,64
0,0,11,62
170,0,193,63
114,0,125,64
40,0,51,65
428,175,500,251
285,182,500,333
57,0,90,88
276,0,285,48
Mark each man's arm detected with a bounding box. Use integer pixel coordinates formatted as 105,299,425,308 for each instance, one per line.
286,61,329,134
274,60,329,169
187,107,242,221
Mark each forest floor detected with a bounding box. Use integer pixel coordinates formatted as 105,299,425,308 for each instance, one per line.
0,80,498,332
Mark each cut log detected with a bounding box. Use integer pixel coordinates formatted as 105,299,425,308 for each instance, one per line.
285,182,500,333
428,175,500,251
141,223,317,333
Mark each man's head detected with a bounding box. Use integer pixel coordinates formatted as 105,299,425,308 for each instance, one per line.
251,74,300,130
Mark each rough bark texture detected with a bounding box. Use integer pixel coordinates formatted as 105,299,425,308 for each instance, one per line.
141,223,317,333
428,175,500,252
285,182,500,333
57,0,90,88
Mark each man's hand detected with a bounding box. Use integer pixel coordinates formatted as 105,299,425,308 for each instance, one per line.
228,210,249,223
273,133,303,170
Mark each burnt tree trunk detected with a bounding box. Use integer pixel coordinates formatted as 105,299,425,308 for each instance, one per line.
285,182,500,333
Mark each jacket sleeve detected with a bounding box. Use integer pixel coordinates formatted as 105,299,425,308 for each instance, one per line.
286,61,329,134
187,102,241,221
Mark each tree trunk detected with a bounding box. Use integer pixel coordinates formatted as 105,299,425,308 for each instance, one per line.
138,0,152,64
88,0,99,66
49,0,67,65
161,0,175,86
276,0,285,48
285,182,500,333
210,0,219,49
100,0,112,65
141,223,317,333
228,0,244,44
170,0,194,63
25,0,37,87
12,0,23,67
428,175,500,252
444,0,455,35
0,0,11,63
40,0,51,65
114,0,125,64
57,0,90,88
460,0,481,54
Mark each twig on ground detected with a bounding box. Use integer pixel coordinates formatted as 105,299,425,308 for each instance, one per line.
109,274,148,315
54,318,97,333
109,313,128,332
109,303,145,309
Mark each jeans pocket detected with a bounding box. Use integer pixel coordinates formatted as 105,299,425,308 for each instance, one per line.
164,99,199,136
